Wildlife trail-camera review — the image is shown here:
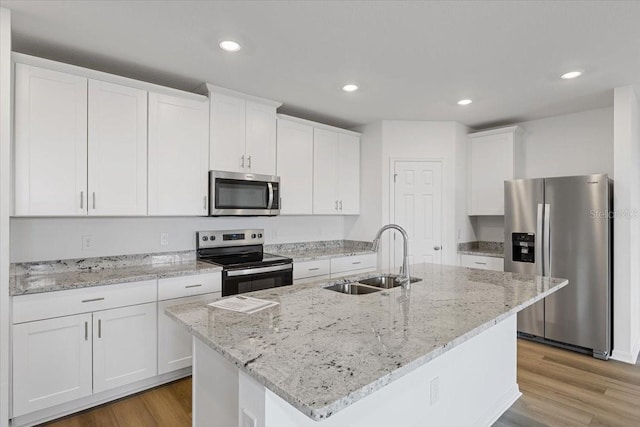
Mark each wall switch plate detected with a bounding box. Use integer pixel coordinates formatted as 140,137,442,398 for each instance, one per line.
241,408,257,427
430,376,440,405
160,233,169,246
82,235,93,250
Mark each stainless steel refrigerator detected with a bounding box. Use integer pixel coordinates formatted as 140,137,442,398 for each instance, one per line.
504,174,612,359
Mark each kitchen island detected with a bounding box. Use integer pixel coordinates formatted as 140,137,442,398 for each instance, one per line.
165,263,568,427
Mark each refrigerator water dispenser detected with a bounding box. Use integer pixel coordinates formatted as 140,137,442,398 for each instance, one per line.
512,233,535,263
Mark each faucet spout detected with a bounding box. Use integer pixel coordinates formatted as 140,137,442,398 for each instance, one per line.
372,224,411,289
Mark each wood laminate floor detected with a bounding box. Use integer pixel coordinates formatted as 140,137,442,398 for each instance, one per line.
41,339,639,427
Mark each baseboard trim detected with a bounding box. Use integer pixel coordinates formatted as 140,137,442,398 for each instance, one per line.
10,368,191,427
611,337,640,364
475,384,522,427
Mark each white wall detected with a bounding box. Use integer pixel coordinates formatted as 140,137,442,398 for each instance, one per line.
612,86,640,364
473,107,614,241
0,8,11,426
10,216,345,263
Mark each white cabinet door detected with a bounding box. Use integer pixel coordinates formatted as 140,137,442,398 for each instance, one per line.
245,101,277,175
313,128,339,214
14,64,88,216
337,133,360,214
92,302,157,393
210,92,246,173
12,313,93,417
157,292,219,375
460,254,504,271
276,119,313,214
88,80,147,216
148,93,209,216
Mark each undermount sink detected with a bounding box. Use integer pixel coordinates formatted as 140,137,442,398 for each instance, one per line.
358,275,422,289
324,283,382,295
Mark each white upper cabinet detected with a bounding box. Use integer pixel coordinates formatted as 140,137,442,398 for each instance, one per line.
337,133,360,214
148,92,209,216
276,118,314,214
467,126,523,215
313,128,339,214
205,84,280,176
88,80,147,216
313,128,361,215
14,64,88,216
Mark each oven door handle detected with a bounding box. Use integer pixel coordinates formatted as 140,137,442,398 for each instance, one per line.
226,263,292,277
267,182,274,210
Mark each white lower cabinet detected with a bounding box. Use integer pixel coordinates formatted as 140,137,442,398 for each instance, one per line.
12,313,93,417
460,254,504,271
92,303,157,393
158,293,219,375
330,253,377,278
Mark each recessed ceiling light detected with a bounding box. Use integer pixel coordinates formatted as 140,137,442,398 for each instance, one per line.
457,99,472,106
342,84,359,92
219,40,241,52
561,71,582,80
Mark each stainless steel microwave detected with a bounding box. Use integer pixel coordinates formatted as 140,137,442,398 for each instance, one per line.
208,171,280,216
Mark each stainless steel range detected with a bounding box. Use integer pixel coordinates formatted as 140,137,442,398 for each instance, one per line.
196,229,293,296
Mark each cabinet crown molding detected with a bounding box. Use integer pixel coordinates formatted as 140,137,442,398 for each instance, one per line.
277,114,361,137
468,125,522,138
198,83,282,108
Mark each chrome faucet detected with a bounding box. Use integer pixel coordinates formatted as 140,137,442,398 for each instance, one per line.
372,224,411,288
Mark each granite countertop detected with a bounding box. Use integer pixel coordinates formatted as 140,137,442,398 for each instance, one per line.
458,241,505,258
265,240,375,262
165,263,568,421
10,251,222,296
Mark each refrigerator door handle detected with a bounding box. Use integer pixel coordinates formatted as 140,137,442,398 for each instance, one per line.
536,203,544,276
543,203,551,276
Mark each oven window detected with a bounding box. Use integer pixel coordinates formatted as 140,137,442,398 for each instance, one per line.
216,179,268,209
223,269,292,296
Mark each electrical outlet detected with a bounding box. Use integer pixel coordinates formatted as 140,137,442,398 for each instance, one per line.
430,376,440,405
82,235,93,250
160,233,169,246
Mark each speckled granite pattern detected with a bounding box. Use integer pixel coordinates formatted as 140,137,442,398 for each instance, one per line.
165,263,567,421
458,241,505,258
265,240,374,262
10,251,222,296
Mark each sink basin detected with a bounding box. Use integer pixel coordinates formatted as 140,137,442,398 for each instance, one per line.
324,283,382,295
358,275,422,289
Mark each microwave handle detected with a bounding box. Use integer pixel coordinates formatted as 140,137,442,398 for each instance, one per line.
267,182,274,209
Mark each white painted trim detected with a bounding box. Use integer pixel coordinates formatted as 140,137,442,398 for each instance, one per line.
611,334,640,364
0,8,11,427
198,82,282,108
388,157,445,269
276,114,361,136
10,368,191,427
468,125,523,138
11,53,207,102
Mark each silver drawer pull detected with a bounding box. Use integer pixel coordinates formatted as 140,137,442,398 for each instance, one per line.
82,297,105,303
185,284,203,289
98,319,102,338
84,321,88,341
474,262,487,265
308,267,320,271
352,261,362,265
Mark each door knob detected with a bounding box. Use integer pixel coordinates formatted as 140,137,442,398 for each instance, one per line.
433,246,442,251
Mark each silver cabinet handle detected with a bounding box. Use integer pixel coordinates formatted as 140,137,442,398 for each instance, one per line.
84,321,88,341
82,297,105,303
335,200,338,211
308,267,320,271
352,261,362,265
474,262,487,265
339,200,343,210
247,155,252,169
241,155,245,168
433,246,442,251
98,319,102,338
204,196,207,210
80,191,84,209
92,192,96,209
185,284,202,289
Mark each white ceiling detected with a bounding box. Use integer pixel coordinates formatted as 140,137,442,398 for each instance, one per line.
2,0,640,129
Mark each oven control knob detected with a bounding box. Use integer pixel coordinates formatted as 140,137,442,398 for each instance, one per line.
258,233,262,238
252,234,257,239
211,236,216,240
202,236,208,241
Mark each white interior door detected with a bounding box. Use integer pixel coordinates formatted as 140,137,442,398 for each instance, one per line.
393,161,443,269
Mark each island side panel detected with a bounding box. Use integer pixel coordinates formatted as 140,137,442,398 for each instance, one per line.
262,315,521,427
192,338,239,427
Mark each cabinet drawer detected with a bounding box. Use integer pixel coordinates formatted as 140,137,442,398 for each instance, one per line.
13,279,157,324
293,259,330,280
330,253,377,275
460,254,504,272
158,272,222,301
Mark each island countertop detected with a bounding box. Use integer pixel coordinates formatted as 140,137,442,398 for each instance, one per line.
165,263,568,421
